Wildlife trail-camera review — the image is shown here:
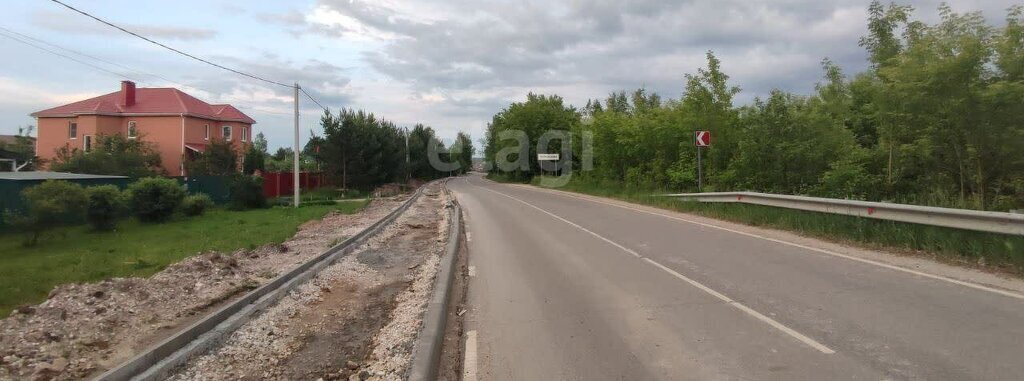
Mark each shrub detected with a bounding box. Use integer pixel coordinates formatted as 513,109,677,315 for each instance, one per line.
126,177,186,222
85,185,125,231
50,134,164,177
10,180,87,246
228,175,267,210
181,194,214,216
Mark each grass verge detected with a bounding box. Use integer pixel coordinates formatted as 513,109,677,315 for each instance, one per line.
0,201,368,318
510,175,1024,275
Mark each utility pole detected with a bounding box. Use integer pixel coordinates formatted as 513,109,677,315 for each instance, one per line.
293,83,300,207
405,127,411,183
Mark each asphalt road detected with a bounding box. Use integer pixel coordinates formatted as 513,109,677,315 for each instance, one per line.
447,174,1024,381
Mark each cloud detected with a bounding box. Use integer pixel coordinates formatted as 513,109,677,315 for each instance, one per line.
31,10,217,41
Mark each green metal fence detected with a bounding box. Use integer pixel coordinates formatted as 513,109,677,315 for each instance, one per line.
0,173,132,225
174,176,232,204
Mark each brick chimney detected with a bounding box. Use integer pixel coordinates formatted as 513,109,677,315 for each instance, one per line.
120,80,136,107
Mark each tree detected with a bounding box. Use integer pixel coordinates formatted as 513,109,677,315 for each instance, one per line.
186,139,238,176
242,132,268,175
51,134,163,177
484,93,579,180
451,132,475,174
8,181,87,246
0,126,38,171
319,108,409,190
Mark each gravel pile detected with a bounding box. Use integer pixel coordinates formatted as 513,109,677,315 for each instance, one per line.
358,193,451,381
167,183,452,381
0,198,403,381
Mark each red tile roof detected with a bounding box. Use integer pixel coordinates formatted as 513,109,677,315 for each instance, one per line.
31,87,256,124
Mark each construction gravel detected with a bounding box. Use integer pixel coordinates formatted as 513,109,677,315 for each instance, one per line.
0,198,404,381
168,182,451,381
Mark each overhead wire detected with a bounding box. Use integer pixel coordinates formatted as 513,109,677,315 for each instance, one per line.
0,26,299,118
0,28,144,83
49,0,294,89
300,87,328,112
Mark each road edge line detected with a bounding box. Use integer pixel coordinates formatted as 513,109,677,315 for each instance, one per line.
472,180,835,355
463,330,478,381
504,182,1024,301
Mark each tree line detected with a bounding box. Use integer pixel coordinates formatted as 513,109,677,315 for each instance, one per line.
312,108,474,191
484,2,1024,211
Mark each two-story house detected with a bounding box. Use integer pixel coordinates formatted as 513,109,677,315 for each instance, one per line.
31,81,255,176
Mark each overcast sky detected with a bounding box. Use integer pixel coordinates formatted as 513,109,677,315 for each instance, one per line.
0,0,1018,150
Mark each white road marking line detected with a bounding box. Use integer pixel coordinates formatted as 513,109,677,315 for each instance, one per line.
643,258,835,354
509,183,1024,302
463,330,478,381
471,182,835,354
475,185,641,258
466,231,473,242
468,266,477,277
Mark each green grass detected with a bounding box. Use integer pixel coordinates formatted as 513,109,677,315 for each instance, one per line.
0,201,368,318
271,187,369,206
519,175,1024,275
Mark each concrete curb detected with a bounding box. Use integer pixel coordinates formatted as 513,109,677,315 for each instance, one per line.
95,185,429,381
408,178,462,381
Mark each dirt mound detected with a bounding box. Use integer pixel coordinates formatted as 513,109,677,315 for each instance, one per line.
0,199,403,380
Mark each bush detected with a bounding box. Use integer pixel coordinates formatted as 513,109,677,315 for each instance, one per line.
126,177,186,223
85,185,125,231
181,194,214,216
50,134,164,177
228,175,267,210
10,180,87,246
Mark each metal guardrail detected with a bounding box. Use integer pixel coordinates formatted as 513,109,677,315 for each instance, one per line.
665,191,1024,236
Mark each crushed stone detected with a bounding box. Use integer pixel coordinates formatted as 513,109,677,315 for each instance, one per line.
0,198,404,381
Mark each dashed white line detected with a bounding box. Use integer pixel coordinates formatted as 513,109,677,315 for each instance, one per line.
643,258,834,354
463,330,478,381
468,266,477,277
474,185,641,258
470,181,835,354
508,183,1024,302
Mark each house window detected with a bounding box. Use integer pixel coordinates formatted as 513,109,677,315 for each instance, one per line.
222,126,232,141
83,135,93,152
241,126,248,142
128,121,138,139
204,124,210,140
68,122,77,139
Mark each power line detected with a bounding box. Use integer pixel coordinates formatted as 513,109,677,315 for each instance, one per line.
49,0,294,89
300,87,328,111
0,27,300,118
0,28,143,82
0,25,181,87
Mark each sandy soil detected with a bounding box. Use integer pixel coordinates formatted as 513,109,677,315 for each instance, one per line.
0,198,404,381
167,182,451,381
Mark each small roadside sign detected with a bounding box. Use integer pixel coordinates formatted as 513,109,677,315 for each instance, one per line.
695,131,711,147
537,153,560,161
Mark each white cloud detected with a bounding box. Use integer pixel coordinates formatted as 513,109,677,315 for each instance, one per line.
0,77,102,107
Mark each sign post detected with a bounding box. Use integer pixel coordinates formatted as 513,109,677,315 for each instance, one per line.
537,153,560,177
694,131,711,192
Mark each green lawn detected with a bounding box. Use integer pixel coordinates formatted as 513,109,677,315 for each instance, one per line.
0,201,367,318
518,175,1024,275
